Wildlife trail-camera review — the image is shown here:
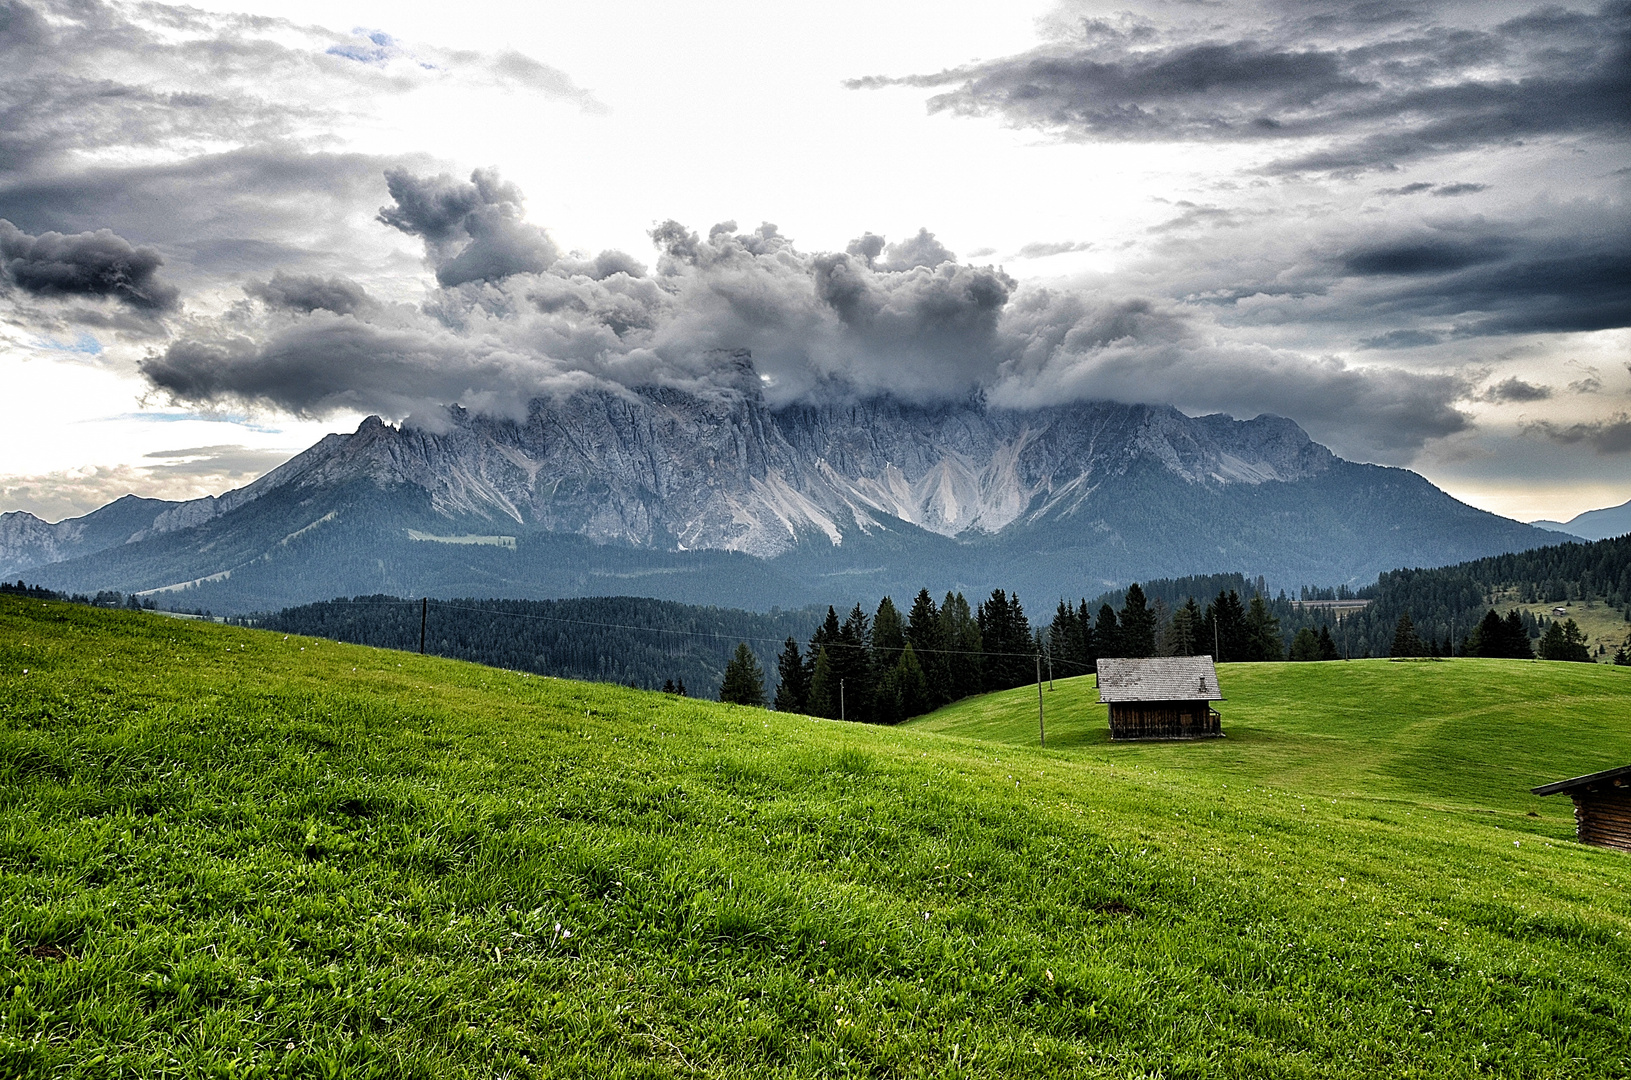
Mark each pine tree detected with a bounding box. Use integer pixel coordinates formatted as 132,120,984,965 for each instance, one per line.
977,590,1032,691
1316,624,1340,661
719,642,766,705
1201,590,1248,662
1118,583,1158,658
1095,604,1121,662
1245,594,1283,661
772,637,808,712
1613,631,1630,666
1389,612,1424,658
894,641,929,720
836,604,874,721
1502,610,1534,658
907,589,951,707
1538,618,1592,662
807,646,837,719
872,597,906,670
1469,609,1504,657
940,592,983,701
1077,600,1097,669
1161,597,1200,657
1290,626,1321,661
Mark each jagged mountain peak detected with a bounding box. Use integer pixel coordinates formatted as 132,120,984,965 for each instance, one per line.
218,388,1336,558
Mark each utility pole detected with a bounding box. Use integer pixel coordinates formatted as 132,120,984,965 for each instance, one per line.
1036,654,1045,747
839,679,845,723
420,596,427,654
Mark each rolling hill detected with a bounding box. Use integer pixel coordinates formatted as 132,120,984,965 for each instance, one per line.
2,597,1628,1077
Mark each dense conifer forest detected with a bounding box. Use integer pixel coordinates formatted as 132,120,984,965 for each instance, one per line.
8,532,1627,715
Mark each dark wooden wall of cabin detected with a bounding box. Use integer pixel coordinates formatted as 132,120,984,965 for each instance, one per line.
1108,701,1221,741
1573,790,1631,852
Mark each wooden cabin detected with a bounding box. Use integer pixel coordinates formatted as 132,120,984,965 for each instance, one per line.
1096,656,1223,740
1531,764,1631,852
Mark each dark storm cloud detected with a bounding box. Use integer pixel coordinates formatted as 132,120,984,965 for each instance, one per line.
1527,413,1631,453
1480,377,1552,403
850,1,1631,170
1331,221,1631,337
0,148,394,279
143,169,1474,460
0,220,178,309
380,168,560,287
992,288,1472,459
246,271,373,315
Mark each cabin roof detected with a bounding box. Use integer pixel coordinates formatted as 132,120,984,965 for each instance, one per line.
1531,763,1631,797
1097,656,1223,703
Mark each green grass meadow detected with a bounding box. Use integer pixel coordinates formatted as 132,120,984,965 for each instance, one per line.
2,595,1630,1078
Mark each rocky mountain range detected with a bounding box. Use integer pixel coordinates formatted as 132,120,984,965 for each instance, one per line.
4,385,1573,614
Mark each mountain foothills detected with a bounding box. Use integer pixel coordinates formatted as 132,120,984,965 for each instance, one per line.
2,385,1574,614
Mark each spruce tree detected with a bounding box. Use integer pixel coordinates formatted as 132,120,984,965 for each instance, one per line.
1118,583,1158,658
1389,612,1424,658
772,637,808,713
719,642,766,706
1470,609,1505,657
1245,594,1283,661
907,589,950,707
1502,610,1534,658
807,646,837,719
1538,618,1592,662
1290,626,1321,661
1161,597,1199,657
806,605,843,688
872,597,906,670
894,641,929,720
940,592,983,701
836,604,874,721
1316,624,1340,661
1077,600,1097,670
1095,604,1121,662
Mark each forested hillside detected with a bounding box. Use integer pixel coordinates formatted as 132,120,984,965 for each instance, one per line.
254,595,824,698
1080,534,1631,661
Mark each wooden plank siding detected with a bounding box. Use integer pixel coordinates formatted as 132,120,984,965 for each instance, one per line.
1574,791,1631,852
1107,700,1222,741
1531,765,1631,853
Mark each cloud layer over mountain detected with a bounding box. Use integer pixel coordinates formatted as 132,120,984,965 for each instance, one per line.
1,0,1627,486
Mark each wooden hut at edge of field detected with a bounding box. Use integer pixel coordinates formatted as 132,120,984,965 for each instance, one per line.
1531,764,1631,852
1096,656,1223,741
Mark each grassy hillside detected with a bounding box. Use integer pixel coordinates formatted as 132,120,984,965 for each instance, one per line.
909,659,1631,815
3,596,1630,1078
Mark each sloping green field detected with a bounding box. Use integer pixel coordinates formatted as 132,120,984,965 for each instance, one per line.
2,595,1630,1078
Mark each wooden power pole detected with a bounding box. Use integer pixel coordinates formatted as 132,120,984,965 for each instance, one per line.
1036,654,1045,747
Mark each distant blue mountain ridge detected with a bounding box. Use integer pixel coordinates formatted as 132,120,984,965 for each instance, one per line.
1530,498,1631,543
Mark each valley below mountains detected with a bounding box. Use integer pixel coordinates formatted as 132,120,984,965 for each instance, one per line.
4,386,1569,614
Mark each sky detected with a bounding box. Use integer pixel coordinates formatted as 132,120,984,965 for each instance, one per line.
1,0,1627,524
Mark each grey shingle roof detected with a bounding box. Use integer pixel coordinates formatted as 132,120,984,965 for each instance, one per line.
1097,656,1222,702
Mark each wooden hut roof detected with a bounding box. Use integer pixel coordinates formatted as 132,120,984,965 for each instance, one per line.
1097,656,1223,703
1530,763,1631,797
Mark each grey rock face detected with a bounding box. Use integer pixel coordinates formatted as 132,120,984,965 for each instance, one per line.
221,388,1334,557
